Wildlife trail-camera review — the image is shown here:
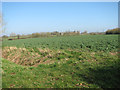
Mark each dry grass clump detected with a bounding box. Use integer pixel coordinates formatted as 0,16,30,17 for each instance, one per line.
2,47,55,66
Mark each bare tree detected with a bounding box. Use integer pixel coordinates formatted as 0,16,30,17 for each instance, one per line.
81,30,88,34
0,13,6,34
0,14,1,41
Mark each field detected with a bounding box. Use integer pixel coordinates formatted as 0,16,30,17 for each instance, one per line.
2,35,120,88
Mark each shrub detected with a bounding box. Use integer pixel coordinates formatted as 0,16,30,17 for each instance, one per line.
32,33,41,38
106,28,120,34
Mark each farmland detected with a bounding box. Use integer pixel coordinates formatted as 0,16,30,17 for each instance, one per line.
2,35,120,88
2,35,118,51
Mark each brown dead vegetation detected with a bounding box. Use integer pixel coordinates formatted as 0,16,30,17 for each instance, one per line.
2,47,56,66
109,52,118,56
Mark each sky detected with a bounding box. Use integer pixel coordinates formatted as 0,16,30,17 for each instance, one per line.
2,2,118,35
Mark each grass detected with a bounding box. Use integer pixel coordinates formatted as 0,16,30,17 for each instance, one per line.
2,35,120,88
2,49,120,88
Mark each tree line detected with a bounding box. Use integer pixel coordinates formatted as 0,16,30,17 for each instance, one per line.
105,28,120,34
2,28,119,40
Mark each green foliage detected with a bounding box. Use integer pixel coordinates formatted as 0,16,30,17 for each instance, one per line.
2,35,119,88
2,51,120,88
106,28,120,34
3,35,118,52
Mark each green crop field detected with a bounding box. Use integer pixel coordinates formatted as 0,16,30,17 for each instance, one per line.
2,35,118,51
2,35,120,88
